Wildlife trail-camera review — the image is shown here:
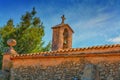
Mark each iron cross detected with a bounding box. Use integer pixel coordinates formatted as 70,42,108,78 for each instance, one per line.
61,15,66,24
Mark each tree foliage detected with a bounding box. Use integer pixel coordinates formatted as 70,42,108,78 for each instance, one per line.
0,8,51,54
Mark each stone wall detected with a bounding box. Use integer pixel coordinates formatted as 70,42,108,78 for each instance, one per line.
10,53,120,80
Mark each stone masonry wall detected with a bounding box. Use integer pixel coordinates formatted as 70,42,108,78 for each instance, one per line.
10,53,120,80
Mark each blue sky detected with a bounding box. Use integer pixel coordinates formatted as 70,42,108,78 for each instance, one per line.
0,0,120,48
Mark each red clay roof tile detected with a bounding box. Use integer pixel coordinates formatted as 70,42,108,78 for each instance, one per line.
10,44,120,59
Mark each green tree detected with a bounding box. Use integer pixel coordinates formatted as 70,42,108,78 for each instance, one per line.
0,36,4,69
0,8,51,54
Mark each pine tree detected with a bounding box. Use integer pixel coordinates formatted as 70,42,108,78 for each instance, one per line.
0,8,51,69
0,8,51,54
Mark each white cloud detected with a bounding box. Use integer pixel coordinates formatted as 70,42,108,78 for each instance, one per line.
108,36,120,43
81,13,115,28
97,7,108,12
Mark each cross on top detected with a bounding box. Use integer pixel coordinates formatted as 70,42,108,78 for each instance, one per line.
61,15,66,24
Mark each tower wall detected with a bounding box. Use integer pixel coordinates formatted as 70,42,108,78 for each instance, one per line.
52,28,60,51
52,24,73,51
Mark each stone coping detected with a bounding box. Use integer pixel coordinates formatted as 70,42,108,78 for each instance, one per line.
52,24,74,33
10,44,120,59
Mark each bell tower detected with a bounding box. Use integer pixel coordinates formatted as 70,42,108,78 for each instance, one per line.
52,15,74,51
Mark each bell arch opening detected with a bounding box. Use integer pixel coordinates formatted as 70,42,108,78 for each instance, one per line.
63,28,69,49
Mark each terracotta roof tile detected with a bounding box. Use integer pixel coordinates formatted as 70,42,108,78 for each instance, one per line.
10,44,120,59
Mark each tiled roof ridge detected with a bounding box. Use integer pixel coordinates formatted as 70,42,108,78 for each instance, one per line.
11,44,120,58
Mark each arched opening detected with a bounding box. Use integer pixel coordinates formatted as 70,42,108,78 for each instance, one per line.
63,28,69,49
